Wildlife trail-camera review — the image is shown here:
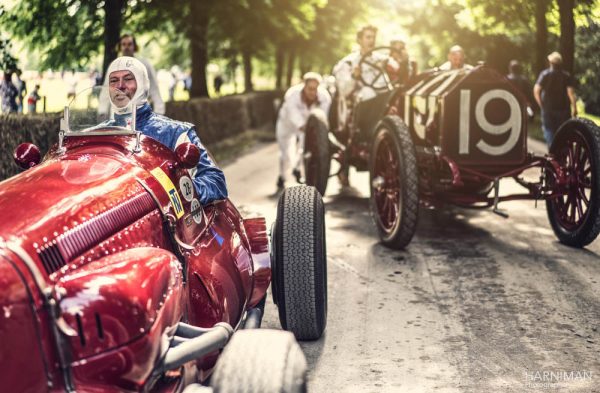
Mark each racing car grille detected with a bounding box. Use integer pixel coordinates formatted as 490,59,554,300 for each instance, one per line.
38,192,156,275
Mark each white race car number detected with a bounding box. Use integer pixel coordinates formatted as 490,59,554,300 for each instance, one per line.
459,89,521,156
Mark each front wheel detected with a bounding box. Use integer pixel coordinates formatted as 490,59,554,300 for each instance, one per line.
546,118,600,247
369,115,419,249
211,329,307,393
272,185,327,340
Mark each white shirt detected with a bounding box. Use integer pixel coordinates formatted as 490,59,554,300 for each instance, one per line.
438,61,473,71
276,83,332,134
333,51,388,101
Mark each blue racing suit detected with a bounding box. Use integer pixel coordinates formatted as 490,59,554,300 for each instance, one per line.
114,103,228,204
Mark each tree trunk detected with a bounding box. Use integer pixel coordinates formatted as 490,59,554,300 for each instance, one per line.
243,50,253,92
188,0,212,98
557,0,575,74
275,45,284,90
534,0,549,75
285,49,295,88
102,0,126,82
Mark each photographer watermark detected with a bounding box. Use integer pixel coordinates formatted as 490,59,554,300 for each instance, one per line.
524,370,593,389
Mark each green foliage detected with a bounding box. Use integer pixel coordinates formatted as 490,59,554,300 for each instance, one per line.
299,0,366,72
403,0,598,79
0,37,17,72
2,0,104,70
575,19,600,116
0,6,18,71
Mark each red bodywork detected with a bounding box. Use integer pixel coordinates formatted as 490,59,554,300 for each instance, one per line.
0,134,271,392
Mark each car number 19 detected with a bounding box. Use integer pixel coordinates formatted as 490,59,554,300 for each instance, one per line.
459,89,522,156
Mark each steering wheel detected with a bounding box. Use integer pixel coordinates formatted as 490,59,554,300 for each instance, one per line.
357,46,404,91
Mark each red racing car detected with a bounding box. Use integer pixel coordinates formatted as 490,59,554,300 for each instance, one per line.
2,88,327,393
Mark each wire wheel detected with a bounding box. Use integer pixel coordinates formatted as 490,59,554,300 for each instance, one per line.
546,118,600,247
369,116,418,249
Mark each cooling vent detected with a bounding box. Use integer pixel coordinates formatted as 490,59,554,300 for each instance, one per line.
38,192,156,275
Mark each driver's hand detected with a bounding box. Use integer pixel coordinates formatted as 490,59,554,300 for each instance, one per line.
352,66,361,79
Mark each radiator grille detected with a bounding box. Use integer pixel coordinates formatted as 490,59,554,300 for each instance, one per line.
38,192,156,275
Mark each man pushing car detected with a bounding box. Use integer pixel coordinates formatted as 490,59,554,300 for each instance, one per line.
106,56,227,204
275,71,331,189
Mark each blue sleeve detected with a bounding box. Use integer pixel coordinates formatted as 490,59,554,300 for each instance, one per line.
186,128,228,205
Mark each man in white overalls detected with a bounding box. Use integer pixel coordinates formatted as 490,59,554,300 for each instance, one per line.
276,72,331,189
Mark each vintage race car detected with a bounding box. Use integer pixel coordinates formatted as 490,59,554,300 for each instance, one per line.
304,46,600,249
2,88,327,393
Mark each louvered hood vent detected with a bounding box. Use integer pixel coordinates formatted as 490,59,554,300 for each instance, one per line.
38,192,156,275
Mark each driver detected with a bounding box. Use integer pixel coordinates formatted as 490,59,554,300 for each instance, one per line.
332,25,388,103
438,45,473,71
105,56,227,205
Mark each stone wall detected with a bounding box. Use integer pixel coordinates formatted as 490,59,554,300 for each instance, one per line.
0,90,282,180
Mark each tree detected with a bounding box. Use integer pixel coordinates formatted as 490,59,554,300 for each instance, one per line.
2,0,128,78
534,0,550,74
0,7,17,72
575,19,600,115
555,0,596,75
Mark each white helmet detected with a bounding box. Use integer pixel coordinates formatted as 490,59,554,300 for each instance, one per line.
106,56,149,114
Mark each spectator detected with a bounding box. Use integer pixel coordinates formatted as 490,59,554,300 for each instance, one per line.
0,70,19,113
117,33,165,114
506,60,534,118
213,74,224,96
66,70,77,100
89,68,101,88
183,72,192,94
438,45,473,71
276,72,331,189
27,84,41,114
533,51,577,146
14,69,26,113
168,66,180,101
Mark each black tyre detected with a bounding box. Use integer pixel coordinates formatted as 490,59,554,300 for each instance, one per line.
211,329,307,393
304,113,330,196
272,185,327,340
369,115,419,249
546,118,600,247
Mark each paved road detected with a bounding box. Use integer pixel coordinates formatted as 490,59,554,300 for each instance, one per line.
222,141,600,393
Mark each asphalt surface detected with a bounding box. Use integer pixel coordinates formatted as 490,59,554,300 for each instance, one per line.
222,139,600,393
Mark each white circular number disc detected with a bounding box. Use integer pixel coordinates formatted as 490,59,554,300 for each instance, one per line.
179,176,195,202
191,198,203,225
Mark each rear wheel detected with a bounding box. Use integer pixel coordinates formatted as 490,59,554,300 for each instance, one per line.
303,113,330,196
211,329,307,393
546,118,600,247
272,185,327,340
369,115,419,249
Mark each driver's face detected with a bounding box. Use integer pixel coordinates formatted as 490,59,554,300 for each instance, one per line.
109,70,137,107
358,30,376,53
448,50,465,69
